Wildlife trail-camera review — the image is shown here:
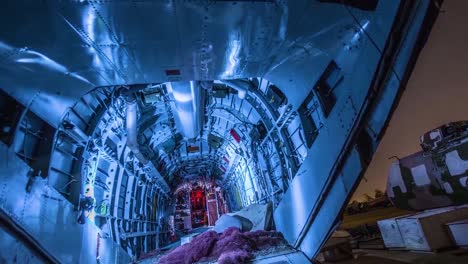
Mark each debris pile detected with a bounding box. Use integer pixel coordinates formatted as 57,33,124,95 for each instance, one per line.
157,227,287,264
138,249,160,261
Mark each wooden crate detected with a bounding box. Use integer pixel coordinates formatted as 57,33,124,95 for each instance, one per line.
396,206,468,251
378,214,413,249
447,219,468,247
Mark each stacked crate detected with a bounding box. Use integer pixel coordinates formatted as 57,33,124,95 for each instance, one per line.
378,205,468,251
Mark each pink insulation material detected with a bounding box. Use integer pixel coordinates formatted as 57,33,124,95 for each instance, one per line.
217,250,252,264
158,230,218,264
156,227,287,264
138,249,160,261
209,227,255,263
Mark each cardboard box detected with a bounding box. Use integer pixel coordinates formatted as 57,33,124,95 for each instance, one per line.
378,214,412,248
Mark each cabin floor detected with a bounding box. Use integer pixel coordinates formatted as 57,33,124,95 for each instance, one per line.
137,226,293,264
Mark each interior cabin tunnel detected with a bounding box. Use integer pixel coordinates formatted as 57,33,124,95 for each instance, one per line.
0,0,442,263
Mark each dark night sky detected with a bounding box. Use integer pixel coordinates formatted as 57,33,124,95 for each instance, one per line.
353,0,468,200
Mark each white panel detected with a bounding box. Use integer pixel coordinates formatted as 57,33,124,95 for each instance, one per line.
411,164,431,186
378,214,412,248
444,182,454,194
429,131,440,140
445,150,468,176
387,161,407,197
397,218,430,251
459,176,468,188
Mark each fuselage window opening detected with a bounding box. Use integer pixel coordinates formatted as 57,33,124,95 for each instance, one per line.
314,60,343,117
0,90,24,146
285,114,308,167
299,91,320,149
14,109,55,179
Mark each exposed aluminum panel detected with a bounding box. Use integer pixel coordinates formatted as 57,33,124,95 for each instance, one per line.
273,0,441,259
0,142,131,263
0,0,442,262
0,1,396,127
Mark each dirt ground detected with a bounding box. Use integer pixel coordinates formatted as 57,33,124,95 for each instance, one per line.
323,249,468,264
340,207,411,230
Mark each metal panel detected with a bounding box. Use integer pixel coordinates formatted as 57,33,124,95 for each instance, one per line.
0,226,42,264
272,21,381,243
367,0,431,137
273,0,439,259
0,0,394,126
0,0,442,261
299,149,362,258
0,142,131,263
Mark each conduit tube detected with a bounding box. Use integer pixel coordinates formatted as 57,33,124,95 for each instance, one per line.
123,87,170,194
167,81,207,140
125,92,149,165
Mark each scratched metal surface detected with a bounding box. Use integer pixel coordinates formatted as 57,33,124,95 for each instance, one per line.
0,142,131,263
0,0,390,127
0,0,437,262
